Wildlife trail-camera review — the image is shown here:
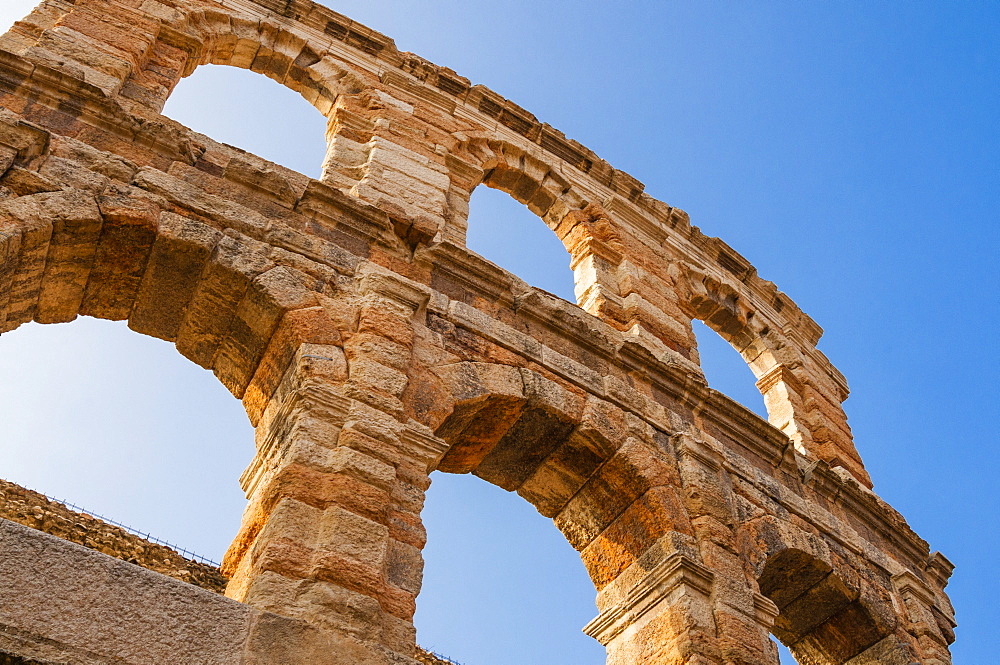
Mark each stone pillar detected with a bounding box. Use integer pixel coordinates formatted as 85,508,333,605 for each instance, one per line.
321,94,452,246
585,542,783,665
577,432,781,665
892,571,955,665
585,542,721,665
676,434,781,664
221,268,444,664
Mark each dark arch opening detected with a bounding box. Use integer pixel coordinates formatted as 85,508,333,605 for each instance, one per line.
161,64,328,179
466,185,577,303
759,549,897,664
0,317,252,563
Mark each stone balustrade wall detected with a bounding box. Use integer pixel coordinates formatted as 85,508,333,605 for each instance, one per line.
0,477,228,593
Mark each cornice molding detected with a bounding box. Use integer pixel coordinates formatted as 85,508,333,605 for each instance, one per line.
583,552,714,646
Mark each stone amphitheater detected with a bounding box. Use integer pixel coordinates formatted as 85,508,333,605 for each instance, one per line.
0,0,955,663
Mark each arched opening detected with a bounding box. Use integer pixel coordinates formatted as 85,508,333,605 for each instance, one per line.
417,472,604,664
161,64,328,179
0,317,253,563
758,549,899,665
466,185,577,303
425,362,706,664
691,318,768,418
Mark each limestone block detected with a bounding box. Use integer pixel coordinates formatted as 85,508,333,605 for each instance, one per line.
243,313,347,422
315,503,390,578
475,403,577,491
324,446,397,492
0,229,20,327
129,211,221,341
38,154,111,193
243,612,407,665
241,572,384,644
447,299,543,359
223,155,301,206
386,539,423,596
580,486,695,589
348,357,410,398
265,225,363,276
83,189,160,319
175,231,274,368
346,331,411,371
132,166,270,238
555,438,682,551
516,427,608,516
0,192,57,326
432,366,527,472
213,265,319,396
34,190,102,323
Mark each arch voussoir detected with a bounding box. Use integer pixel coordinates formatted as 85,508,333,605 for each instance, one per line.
127,210,222,340
431,361,527,473
211,263,321,397
0,189,96,328
174,230,275,369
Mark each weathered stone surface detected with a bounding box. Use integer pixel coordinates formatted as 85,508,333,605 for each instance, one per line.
0,518,251,665
0,519,411,665
0,1,953,663
0,478,227,593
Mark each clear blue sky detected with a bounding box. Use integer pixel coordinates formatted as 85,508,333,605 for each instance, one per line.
1,2,996,663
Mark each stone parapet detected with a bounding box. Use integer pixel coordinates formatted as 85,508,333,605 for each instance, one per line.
0,477,228,593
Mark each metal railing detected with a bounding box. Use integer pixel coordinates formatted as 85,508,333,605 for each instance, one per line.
37,492,221,567
421,650,464,665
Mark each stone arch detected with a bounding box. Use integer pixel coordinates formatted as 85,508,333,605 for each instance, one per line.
680,263,791,397
757,548,912,665
673,260,870,486
0,0,376,119
446,136,626,313
426,361,714,664
0,185,343,425
0,0,378,186
137,9,370,117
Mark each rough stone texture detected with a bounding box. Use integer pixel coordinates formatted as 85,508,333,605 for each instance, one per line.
0,477,228,593
0,1,955,664
414,648,461,665
0,519,402,665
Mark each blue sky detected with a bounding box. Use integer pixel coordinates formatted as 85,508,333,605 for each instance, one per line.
1,2,997,663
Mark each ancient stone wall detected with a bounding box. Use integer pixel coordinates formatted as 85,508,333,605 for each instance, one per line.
0,477,228,592
413,647,460,665
0,1,956,664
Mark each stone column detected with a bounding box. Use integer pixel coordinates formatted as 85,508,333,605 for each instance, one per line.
221,268,444,664
321,94,453,247
892,571,955,665
577,432,781,665
584,534,780,665
585,541,722,665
